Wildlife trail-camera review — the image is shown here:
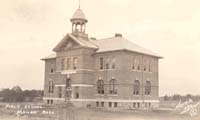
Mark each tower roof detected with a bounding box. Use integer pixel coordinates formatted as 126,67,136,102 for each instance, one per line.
71,8,88,22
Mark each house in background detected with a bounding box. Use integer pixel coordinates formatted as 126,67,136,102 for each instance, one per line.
42,6,162,109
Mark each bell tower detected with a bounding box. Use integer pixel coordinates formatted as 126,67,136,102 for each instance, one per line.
70,5,88,37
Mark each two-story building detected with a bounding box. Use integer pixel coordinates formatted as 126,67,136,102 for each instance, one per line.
42,7,162,109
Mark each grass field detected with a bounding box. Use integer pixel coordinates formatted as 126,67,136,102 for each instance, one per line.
0,102,200,120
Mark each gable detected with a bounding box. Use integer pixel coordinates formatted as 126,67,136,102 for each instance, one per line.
59,38,81,51
53,34,98,52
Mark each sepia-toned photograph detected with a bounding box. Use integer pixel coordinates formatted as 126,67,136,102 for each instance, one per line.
0,0,200,120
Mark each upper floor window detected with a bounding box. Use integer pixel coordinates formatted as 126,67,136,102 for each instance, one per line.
133,56,140,70
137,57,140,70
149,60,152,72
109,79,117,94
73,57,78,70
133,80,140,95
61,58,65,70
111,58,116,69
143,59,147,71
48,80,54,94
132,57,136,70
145,81,151,95
66,58,71,70
100,57,104,70
61,57,78,71
97,79,104,94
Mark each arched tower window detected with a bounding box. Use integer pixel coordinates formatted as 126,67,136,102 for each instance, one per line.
97,79,104,94
133,80,140,95
109,79,117,94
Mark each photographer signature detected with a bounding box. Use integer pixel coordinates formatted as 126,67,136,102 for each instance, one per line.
175,99,200,117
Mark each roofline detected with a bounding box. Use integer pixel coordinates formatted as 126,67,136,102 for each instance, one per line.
41,57,56,61
94,49,163,59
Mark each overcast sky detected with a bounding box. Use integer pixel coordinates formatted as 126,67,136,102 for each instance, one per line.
0,0,200,96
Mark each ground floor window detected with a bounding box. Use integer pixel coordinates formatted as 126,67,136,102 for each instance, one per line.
47,99,53,104
101,102,104,107
75,93,79,99
114,102,118,108
109,102,112,107
133,102,136,108
133,102,140,108
149,103,151,108
137,102,140,108
96,102,99,107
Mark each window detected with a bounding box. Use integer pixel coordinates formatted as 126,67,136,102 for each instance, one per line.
100,57,104,70
50,64,54,73
109,102,112,107
149,103,151,108
132,57,136,70
66,58,71,70
97,80,104,94
135,57,140,70
149,60,152,72
51,100,53,104
73,57,78,70
111,58,116,69
133,80,140,95
114,102,118,108
109,79,117,94
145,81,151,95
143,59,147,71
75,93,79,99
66,78,71,88
137,102,140,108
50,68,54,73
96,102,99,107
106,63,109,69
61,58,65,70
101,102,104,107
58,87,62,98
133,102,136,108
47,100,50,104
48,80,54,93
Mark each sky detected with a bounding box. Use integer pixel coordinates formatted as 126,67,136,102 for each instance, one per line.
0,0,200,96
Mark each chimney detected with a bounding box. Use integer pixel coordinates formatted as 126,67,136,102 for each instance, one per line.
90,37,96,40
115,33,122,37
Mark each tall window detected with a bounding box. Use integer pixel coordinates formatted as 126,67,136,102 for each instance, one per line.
109,79,117,94
48,80,54,93
136,57,140,70
73,57,78,70
145,81,151,95
133,80,140,95
132,57,136,70
61,58,65,70
97,80,104,94
66,78,71,88
58,87,62,98
100,57,104,70
149,60,152,72
111,58,116,69
50,64,54,73
143,59,147,71
66,58,71,70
